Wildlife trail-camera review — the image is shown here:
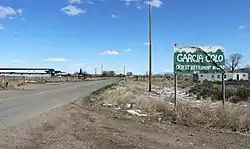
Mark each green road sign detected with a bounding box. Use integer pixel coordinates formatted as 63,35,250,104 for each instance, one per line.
174,46,225,74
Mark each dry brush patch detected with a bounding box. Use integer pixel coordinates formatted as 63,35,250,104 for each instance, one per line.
173,103,250,133
90,79,250,134
0,76,89,90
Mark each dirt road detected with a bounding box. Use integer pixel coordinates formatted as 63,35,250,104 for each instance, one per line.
0,78,119,129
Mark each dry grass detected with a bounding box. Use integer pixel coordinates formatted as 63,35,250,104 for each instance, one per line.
173,102,250,133
134,97,174,113
0,76,88,90
96,80,137,106
91,79,250,133
173,103,250,132
133,76,167,82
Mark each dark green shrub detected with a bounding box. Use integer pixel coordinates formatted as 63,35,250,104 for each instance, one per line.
230,95,241,103
210,87,222,101
189,80,250,103
236,88,250,102
225,89,235,99
213,81,221,85
196,94,201,100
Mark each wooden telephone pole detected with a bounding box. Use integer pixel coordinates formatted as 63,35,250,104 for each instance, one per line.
148,4,152,92
123,66,126,76
101,65,103,76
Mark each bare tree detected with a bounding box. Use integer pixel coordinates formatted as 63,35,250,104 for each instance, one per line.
79,68,83,75
226,53,243,72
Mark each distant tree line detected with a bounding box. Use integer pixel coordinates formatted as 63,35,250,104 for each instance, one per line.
102,71,115,77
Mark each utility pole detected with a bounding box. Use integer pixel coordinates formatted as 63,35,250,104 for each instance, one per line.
148,4,152,92
95,68,97,76
101,65,103,74
123,66,126,76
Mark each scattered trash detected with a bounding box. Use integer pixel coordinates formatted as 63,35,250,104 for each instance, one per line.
90,97,97,102
125,103,136,109
102,103,112,107
90,118,95,122
126,104,132,108
41,141,46,144
126,110,147,117
115,107,121,110
188,133,194,136
25,80,37,83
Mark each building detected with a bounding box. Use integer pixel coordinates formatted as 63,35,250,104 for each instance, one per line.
55,72,71,77
0,68,62,77
197,73,249,82
236,68,250,79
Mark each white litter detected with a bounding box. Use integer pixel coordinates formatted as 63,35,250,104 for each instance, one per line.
135,110,141,112
126,104,132,108
126,110,147,117
102,103,112,107
115,107,121,110
25,80,37,83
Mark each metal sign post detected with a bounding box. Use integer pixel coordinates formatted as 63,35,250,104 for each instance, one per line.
174,73,177,107
222,72,225,107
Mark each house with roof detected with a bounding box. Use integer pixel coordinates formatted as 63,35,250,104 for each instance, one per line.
197,72,248,82
0,68,62,77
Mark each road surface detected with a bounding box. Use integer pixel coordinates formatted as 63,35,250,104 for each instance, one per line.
0,78,119,129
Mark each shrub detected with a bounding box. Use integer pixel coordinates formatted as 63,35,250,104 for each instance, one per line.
236,88,250,102
89,79,250,133
196,94,201,100
189,81,222,101
230,96,241,103
135,97,173,113
189,80,250,103
173,103,250,133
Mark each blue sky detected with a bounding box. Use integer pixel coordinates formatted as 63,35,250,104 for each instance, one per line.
0,0,250,74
